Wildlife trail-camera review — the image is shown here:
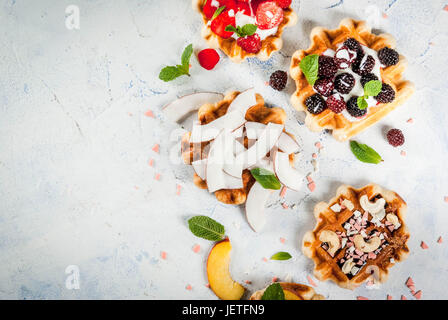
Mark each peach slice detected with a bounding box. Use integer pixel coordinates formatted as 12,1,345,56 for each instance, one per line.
206,239,245,300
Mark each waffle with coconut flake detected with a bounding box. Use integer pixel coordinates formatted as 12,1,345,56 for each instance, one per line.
290,18,414,141
302,183,409,290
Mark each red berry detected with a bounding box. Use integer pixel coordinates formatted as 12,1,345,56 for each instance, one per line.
203,0,237,20
274,0,292,8
334,45,357,69
237,34,262,53
387,129,405,147
313,78,334,97
198,49,220,70
236,1,251,15
210,9,236,39
256,1,284,30
326,94,346,114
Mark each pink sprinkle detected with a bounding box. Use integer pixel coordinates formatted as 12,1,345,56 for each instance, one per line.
306,175,313,183
186,285,192,291
414,290,422,300
192,244,201,253
148,158,154,167
154,173,161,181
279,186,287,198
272,277,278,282
368,252,377,260
357,296,369,300
438,236,443,244
408,285,416,292
308,182,316,192
407,118,414,124
315,142,322,149
382,12,388,18
444,196,448,203
144,109,155,118
401,295,407,300
421,241,428,249
205,283,210,288
400,150,407,157
152,144,160,153
263,257,268,262
312,153,318,159
387,295,393,300
245,280,252,284
264,81,269,86
406,277,415,287
280,237,286,244
176,184,182,195
282,203,289,209
307,275,317,287
444,5,448,11
160,251,167,260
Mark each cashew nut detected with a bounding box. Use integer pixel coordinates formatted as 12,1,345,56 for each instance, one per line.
319,230,340,257
371,208,386,222
353,234,381,253
342,258,355,274
386,213,401,228
359,195,385,214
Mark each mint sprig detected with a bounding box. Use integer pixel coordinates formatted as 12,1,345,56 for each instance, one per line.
225,24,257,38
357,80,382,110
188,215,225,241
350,141,383,164
212,6,226,20
299,54,319,86
261,283,285,300
250,168,281,190
159,44,193,82
270,252,292,260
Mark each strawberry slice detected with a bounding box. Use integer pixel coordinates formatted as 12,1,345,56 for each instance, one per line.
203,0,237,20
256,1,284,30
210,9,236,39
274,0,291,8
236,1,251,15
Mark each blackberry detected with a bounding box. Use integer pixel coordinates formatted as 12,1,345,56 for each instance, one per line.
326,94,346,114
360,73,378,87
375,83,395,103
269,70,288,91
313,78,334,97
378,47,399,67
305,94,327,115
344,38,362,53
346,96,367,118
387,129,405,147
334,73,355,94
318,56,338,78
352,54,375,76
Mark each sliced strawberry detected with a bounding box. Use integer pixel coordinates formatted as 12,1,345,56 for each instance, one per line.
198,49,220,70
236,1,251,15
250,0,267,14
256,1,284,30
210,9,236,39
203,0,237,20
237,34,262,53
274,0,291,8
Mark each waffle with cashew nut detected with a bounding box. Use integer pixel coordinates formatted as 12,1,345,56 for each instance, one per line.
302,184,409,290
290,18,414,141
250,282,324,300
181,90,296,205
192,0,298,63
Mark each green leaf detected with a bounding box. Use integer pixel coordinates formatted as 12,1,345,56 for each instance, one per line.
350,141,383,164
270,252,292,260
299,54,319,86
364,80,382,97
261,283,285,300
225,25,238,33
250,168,281,190
241,24,257,36
181,44,193,69
159,66,183,82
188,216,225,242
212,6,226,20
159,44,193,82
357,96,368,110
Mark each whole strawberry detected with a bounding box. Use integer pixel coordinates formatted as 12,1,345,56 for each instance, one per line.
237,34,262,53
211,9,236,39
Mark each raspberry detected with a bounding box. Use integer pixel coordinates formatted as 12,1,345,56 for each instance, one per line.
344,38,363,53
269,70,288,91
274,0,292,8
237,34,262,53
378,47,399,67
360,73,378,87
313,78,334,97
334,73,355,94
326,94,346,114
318,56,338,78
334,45,357,69
198,49,220,70
346,96,367,118
210,9,236,39
375,83,395,103
305,94,327,115
352,54,375,76
387,129,405,147
256,1,284,30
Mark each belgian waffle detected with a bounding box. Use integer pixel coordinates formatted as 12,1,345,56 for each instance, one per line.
302,184,409,290
290,18,414,141
250,282,324,300
192,0,298,63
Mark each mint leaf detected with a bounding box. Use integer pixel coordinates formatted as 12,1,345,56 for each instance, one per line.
225,24,257,37
212,6,226,20
188,216,225,241
159,44,193,82
357,96,368,110
299,54,319,86
262,283,285,300
250,168,281,190
159,66,183,82
270,252,292,260
181,44,193,69
364,80,382,97
350,141,383,164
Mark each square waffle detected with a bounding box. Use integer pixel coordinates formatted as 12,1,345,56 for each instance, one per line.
290,18,415,141
302,183,409,290
250,282,325,300
192,0,298,63
181,90,296,205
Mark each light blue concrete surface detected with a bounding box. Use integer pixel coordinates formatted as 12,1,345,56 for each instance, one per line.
0,0,447,299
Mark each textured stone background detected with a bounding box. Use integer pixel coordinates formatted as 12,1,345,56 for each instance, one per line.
0,0,447,299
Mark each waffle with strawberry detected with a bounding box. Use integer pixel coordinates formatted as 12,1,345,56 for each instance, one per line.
250,282,325,300
290,18,414,141
193,0,297,63
302,183,410,290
